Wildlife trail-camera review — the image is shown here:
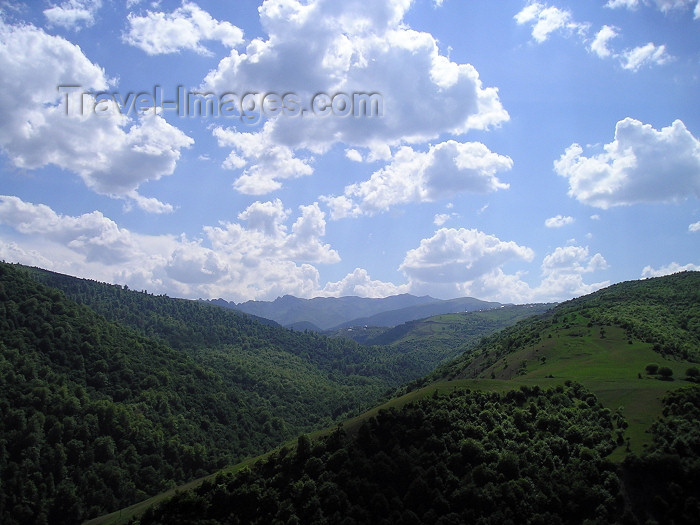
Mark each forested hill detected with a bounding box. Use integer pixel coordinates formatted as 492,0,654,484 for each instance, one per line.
135,383,700,525
0,262,396,524
1,262,543,524
427,271,700,383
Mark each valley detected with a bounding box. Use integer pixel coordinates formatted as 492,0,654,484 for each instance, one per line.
0,262,698,524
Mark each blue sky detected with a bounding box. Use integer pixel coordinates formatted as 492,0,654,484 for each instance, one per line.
0,0,698,303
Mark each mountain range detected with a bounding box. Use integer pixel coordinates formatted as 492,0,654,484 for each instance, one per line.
208,294,502,331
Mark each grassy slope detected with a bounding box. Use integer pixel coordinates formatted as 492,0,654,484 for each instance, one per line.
477,323,692,456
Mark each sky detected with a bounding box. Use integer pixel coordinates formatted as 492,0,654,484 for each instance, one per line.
0,0,699,304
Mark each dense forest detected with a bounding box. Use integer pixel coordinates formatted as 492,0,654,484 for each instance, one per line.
27,265,546,402
137,383,700,524
0,262,542,523
0,262,391,523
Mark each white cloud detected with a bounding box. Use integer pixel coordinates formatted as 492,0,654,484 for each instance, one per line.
0,20,192,212
554,118,700,208
0,195,342,301
399,228,534,295
322,140,511,217
0,195,141,264
514,3,588,43
590,25,619,59
345,148,363,162
620,42,671,71
605,0,642,8
213,123,314,194
395,227,608,302
641,261,700,277
44,0,102,30
124,1,244,55
606,0,700,16
545,215,575,228
124,191,175,214
320,267,408,298
535,246,609,300
433,213,451,226
689,220,700,232
515,5,672,72
540,246,607,275
203,0,508,193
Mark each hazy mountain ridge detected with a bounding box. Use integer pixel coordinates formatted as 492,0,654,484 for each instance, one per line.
209,293,501,330
331,296,504,330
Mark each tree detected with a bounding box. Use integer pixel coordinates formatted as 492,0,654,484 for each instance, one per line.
645,363,659,375
685,367,699,381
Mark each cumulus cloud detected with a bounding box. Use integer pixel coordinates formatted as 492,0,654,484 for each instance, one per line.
44,0,102,30
394,227,608,302
0,195,345,301
620,42,671,71
213,123,314,194
589,26,670,70
202,0,508,193
689,221,700,232
515,4,673,71
345,149,363,162
124,1,244,55
0,20,192,212
322,141,512,218
590,25,619,59
514,3,588,43
320,267,408,297
545,215,575,228
606,0,700,16
641,261,700,277
0,195,141,264
398,228,535,300
605,0,641,7
522,245,609,302
433,213,452,226
554,118,700,208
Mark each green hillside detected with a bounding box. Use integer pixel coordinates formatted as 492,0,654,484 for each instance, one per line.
5,264,699,524
414,271,700,454
128,383,700,525
328,296,502,330
0,263,392,523
26,265,541,394
0,262,541,524
430,271,700,383
109,272,700,524
328,304,553,380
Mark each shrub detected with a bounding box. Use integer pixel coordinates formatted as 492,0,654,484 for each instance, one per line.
645,363,659,375
658,367,673,380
